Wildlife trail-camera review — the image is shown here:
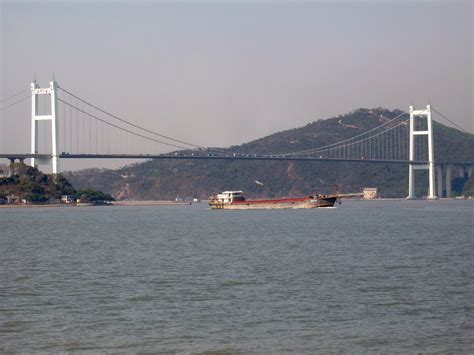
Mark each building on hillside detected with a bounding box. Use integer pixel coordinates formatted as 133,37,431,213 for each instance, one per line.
7,195,20,204
61,195,76,204
363,187,378,199
0,164,9,177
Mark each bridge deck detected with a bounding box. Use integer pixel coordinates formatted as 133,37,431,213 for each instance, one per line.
1,153,469,165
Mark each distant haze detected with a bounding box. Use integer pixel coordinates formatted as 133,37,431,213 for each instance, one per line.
1,0,472,171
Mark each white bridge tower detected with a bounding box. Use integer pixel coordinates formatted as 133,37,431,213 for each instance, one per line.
30,81,60,174
407,104,436,199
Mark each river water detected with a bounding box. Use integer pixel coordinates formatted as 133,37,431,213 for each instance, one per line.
1,200,473,353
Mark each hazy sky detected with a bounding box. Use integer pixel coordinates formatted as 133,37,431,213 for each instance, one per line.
1,0,472,171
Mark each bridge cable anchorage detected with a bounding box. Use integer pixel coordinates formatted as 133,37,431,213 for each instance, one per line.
432,107,469,134
282,111,408,157
57,98,194,151
0,88,30,103
0,94,31,111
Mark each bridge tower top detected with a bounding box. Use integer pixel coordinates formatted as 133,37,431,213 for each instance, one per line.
407,104,436,199
30,80,59,174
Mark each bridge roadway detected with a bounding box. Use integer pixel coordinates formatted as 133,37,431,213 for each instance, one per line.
2,153,470,165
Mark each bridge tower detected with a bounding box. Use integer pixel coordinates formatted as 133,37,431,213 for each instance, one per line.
30,81,60,174
407,104,436,199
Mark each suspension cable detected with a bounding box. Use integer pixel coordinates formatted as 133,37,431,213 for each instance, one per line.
432,107,469,134
284,114,408,156
56,83,420,160
0,88,29,103
57,98,193,151
57,85,208,150
283,111,408,156
299,118,410,155
0,95,30,111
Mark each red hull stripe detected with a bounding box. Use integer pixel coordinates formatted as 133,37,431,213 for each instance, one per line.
232,197,309,205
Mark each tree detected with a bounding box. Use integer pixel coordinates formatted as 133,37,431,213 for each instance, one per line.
0,163,80,204
25,193,48,203
77,189,115,203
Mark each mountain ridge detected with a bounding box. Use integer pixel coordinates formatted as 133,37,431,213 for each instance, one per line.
64,108,474,199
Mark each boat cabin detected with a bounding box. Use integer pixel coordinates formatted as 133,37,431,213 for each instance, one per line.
216,191,245,203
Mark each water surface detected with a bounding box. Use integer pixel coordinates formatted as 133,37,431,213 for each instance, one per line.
1,200,473,353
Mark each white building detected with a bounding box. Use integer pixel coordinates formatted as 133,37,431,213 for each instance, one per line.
363,188,378,199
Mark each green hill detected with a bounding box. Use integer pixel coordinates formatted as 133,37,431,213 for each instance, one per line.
0,163,76,203
64,108,474,199
0,163,116,204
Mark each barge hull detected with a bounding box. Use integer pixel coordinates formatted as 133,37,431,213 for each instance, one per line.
210,196,337,210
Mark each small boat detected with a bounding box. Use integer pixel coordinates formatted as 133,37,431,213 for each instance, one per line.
209,191,338,210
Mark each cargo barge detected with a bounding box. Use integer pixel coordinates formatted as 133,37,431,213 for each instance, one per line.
209,191,338,210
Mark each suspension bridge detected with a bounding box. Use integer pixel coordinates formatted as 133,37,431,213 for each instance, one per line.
1,80,473,198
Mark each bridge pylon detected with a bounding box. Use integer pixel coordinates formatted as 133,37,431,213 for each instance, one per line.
30,81,60,174
407,104,436,199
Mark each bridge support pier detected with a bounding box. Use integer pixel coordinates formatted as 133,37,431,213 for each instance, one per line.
8,158,15,177
408,165,415,199
446,164,452,198
7,157,25,175
437,165,443,198
468,166,473,178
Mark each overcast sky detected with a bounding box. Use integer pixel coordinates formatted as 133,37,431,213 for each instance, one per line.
1,0,472,171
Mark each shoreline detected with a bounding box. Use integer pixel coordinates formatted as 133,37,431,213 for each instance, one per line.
0,200,193,209
1,197,471,209
111,200,192,206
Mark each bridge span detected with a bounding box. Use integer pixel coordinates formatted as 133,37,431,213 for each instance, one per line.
0,153,441,165
1,80,473,198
